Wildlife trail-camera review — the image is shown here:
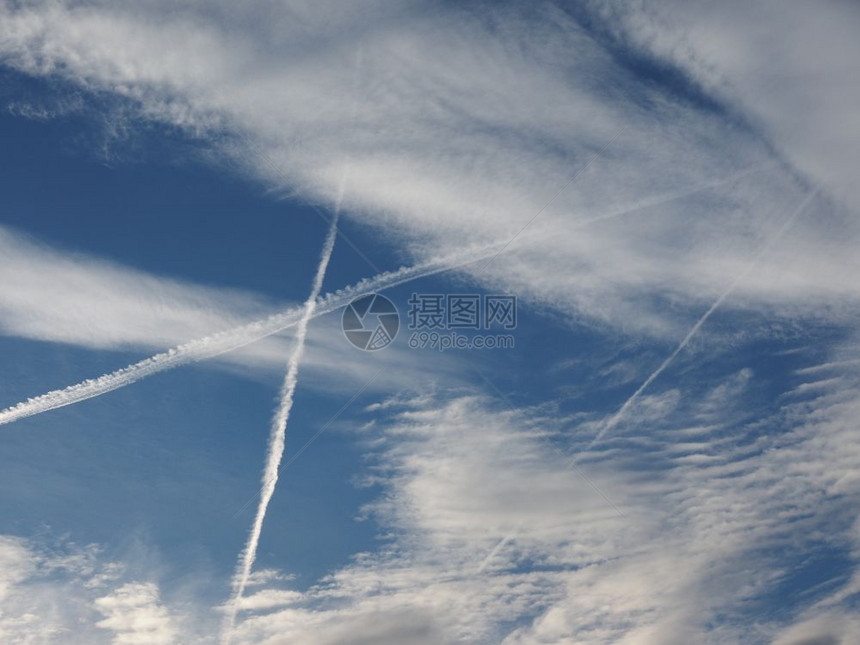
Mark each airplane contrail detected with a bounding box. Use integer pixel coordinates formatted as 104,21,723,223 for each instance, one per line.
477,186,820,573
0,242,501,427
222,191,343,643
584,186,819,450
0,160,772,428
568,161,777,231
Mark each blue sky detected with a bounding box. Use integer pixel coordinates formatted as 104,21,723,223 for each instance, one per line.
1,1,860,644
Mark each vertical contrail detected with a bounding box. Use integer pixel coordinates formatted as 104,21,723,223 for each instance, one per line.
222,188,344,642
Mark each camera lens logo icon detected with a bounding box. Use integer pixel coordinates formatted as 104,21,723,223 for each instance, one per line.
342,293,400,351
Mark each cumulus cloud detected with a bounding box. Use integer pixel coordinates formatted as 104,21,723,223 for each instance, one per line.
0,535,195,644
94,583,180,645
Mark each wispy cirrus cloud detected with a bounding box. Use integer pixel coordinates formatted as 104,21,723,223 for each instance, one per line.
2,0,858,342
213,351,860,643
2,348,860,643
600,0,860,213
2,2,860,643
0,225,274,351
0,224,473,411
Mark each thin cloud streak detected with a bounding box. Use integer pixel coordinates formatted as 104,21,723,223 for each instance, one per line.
478,186,820,573
224,194,342,642
586,186,820,450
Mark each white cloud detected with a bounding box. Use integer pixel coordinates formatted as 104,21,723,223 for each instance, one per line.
0,224,467,411
205,352,857,643
2,352,860,643
771,611,860,645
603,0,860,213
1,2,860,643
0,536,187,644
1,0,858,344
94,583,180,645
0,225,274,351
0,536,37,602
232,589,302,613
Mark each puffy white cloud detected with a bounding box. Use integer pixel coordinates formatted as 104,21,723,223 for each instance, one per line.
0,536,37,602
94,583,179,645
0,536,191,644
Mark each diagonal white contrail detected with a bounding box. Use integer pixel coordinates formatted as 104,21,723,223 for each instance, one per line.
0,242,501,428
585,187,819,451
222,186,343,643
478,186,820,573
0,160,770,429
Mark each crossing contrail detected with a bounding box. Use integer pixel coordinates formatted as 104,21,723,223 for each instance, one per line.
222,192,342,642
0,242,501,428
0,160,772,429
